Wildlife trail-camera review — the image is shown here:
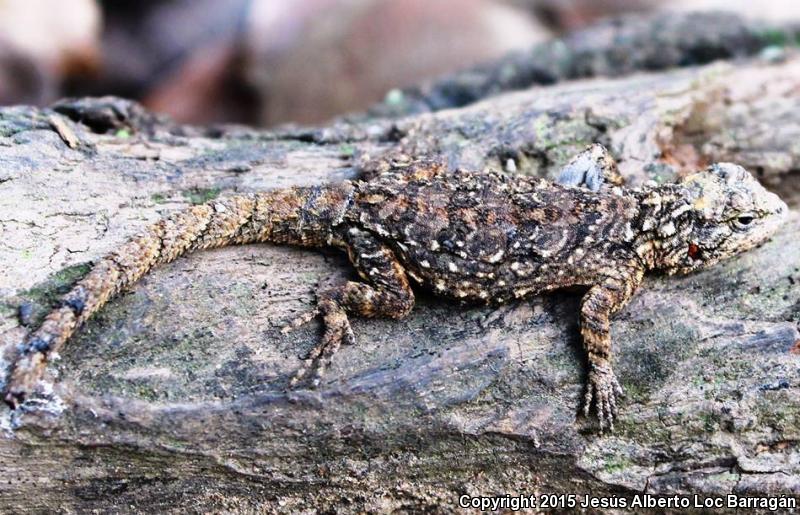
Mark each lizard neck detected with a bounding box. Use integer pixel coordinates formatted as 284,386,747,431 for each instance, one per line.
631,183,695,272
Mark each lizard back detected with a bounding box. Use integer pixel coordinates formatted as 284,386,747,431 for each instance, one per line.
349,163,640,303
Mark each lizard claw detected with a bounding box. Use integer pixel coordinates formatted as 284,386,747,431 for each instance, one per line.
582,361,623,432
288,299,354,388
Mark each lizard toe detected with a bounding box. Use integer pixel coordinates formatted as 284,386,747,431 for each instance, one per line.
583,361,623,432
280,306,321,335
288,299,353,388
583,384,593,419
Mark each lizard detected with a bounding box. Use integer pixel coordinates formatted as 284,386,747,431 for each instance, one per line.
2,145,788,430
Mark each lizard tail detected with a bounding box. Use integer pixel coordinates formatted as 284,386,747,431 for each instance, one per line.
4,183,355,408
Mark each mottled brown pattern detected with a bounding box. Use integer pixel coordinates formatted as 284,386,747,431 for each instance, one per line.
3,146,787,430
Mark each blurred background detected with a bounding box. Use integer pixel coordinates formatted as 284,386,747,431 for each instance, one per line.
0,0,797,128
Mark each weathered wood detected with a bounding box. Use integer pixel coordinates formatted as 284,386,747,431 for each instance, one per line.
1,50,800,513
366,10,800,118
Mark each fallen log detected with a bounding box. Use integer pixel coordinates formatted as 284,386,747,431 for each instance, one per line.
1,40,799,514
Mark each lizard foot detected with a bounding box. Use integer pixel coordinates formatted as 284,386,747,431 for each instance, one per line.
582,361,623,432
289,299,354,388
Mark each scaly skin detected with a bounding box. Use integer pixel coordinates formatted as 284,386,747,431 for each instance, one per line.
3,146,787,431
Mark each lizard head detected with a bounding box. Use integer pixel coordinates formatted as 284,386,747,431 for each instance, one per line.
652,163,787,275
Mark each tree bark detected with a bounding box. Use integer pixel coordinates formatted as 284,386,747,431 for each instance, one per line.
1,36,800,514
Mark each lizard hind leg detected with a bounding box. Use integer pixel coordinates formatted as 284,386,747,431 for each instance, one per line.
557,143,624,192
287,227,414,388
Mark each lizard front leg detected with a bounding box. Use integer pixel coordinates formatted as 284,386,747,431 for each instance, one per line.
287,227,414,387
580,266,643,431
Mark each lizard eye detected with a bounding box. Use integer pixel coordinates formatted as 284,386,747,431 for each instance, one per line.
733,214,755,230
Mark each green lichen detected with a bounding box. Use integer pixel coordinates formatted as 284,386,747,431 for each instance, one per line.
65,323,226,403
82,370,164,403
182,187,221,205
643,162,677,184
699,412,718,432
759,29,789,47
0,303,16,318
755,395,800,435
612,415,671,442
620,382,649,404
133,383,161,402
531,115,552,144
21,263,91,305
150,192,168,204
9,262,92,327
602,455,633,474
